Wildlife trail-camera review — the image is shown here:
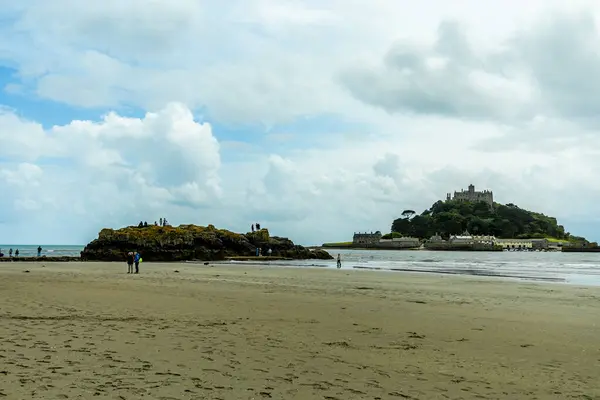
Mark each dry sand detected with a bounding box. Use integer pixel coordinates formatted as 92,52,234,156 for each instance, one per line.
1,261,599,400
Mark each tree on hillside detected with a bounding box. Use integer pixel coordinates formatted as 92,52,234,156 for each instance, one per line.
401,209,416,219
390,199,580,241
391,218,411,235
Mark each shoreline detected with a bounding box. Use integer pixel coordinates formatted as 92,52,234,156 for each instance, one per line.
3,257,596,287
202,260,586,286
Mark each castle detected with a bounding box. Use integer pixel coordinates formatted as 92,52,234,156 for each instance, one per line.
446,184,493,207
353,231,382,245
352,231,421,249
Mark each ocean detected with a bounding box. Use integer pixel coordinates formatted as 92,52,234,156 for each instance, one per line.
0,245,83,258
226,249,600,286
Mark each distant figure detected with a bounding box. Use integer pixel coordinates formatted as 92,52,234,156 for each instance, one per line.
37,246,42,257
154,221,158,226
15,249,19,257
138,221,144,228
251,224,255,233
143,221,148,227
9,248,13,257
256,222,261,230
267,248,272,256
255,247,259,257
337,254,342,269
159,217,163,226
134,252,141,274
126,252,134,274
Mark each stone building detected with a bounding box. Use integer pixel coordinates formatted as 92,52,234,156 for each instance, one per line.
378,236,421,248
446,184,494,207
494,238,533,249
449,231,474,245
352,231,382,245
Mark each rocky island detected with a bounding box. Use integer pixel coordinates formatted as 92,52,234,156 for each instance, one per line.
81,224,333,261
324,184,592,251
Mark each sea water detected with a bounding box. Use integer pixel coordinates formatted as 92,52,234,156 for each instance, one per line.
224,249,600,286
0,244,83,258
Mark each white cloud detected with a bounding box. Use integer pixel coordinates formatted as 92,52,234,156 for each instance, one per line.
1,1,600,244
0,103,222,242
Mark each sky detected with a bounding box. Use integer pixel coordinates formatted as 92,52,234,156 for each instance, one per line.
1,0,600,245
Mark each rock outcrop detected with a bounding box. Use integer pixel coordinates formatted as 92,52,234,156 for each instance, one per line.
80,224,333,262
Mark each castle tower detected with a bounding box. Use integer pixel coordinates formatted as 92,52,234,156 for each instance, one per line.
447,184,494,208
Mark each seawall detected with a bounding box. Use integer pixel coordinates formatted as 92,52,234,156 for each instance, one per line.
562,247,600,253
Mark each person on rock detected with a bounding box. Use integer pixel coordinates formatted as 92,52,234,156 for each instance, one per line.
134,251,141,274
126,252,134,274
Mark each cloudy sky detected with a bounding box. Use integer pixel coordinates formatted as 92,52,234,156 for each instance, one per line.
1,0,599,245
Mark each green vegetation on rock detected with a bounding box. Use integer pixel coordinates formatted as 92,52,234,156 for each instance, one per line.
321,241,353,248
391,200,586,242
82,224,333,261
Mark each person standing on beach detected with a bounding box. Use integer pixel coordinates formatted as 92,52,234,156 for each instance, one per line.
14,249,19,257
134,252,141,274
37,246,42,257
337,254,342,269
126,252,134,274
9,248,12,257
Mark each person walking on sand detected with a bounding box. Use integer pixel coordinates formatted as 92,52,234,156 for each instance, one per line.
126,252,134,274
337,254,342,269
134,251,141,274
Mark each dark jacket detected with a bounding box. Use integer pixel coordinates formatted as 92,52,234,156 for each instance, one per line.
126,254,134,264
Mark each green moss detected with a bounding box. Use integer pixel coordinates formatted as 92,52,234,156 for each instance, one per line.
100,224,249,243
246,229,270,242
322,241,353,247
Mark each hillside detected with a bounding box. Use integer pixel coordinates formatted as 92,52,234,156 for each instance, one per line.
81,224,333,261
391,200,586,242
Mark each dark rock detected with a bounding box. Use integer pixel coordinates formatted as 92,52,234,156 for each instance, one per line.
0,256,80,262
80,225,333,262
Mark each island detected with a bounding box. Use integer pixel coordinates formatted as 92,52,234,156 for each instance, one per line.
323,184,592,252
80,224,333,261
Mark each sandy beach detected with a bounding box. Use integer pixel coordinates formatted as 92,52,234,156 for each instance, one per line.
1,262,599,399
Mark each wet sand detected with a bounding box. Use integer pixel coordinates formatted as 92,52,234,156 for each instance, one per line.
0,261,599,399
